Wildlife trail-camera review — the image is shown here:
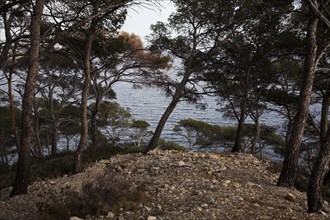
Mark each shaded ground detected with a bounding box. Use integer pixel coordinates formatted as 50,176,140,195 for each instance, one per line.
0,149,328,220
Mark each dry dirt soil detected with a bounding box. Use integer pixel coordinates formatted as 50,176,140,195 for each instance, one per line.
0,149,329,220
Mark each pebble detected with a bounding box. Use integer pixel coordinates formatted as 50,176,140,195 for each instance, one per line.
69,217,83,220
107,212,115,218
285,192,296,201
178,161,186,167
147,216,157,220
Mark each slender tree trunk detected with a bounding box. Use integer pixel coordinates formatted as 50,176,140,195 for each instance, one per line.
90,99,100,146
145,100,179,153
33,116,43,158
307,80,330,212
232,97,247,153
10,0,45,197
0,129,5,166
251,119,260,155
307,142,330,212
277,17,318,187
73,23,96,173
8,64,21,151
51,121,58,155
145,68,192,153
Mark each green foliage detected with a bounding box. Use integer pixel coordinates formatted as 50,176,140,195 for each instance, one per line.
97,101,131,146
158,139,186,151
130,119,151,147
173,118,236,149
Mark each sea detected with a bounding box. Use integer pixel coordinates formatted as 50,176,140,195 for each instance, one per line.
112,81,285,160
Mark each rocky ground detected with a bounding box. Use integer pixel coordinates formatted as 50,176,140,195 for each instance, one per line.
0,149,329,220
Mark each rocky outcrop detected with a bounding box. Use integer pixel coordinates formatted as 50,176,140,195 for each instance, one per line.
0,149,328,220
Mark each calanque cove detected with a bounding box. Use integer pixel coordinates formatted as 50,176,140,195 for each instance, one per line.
0,149,328,220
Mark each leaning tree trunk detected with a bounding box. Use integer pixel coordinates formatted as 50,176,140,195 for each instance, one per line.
145,99,179,153
277,17,318,188
72,24,95,173
10,0,45,197
145,70,192,153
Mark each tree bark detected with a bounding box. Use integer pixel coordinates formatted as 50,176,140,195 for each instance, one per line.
33,115,43,158
10,0,45,197
72,20,96,173
8,63,21,151
145,64,193,153
307,142,330,212
307,74,330,213
145,99,179,153
251,118,260,155
232,96,247,153
0,129,6,166
277,17,319,187
51,121,58,156
90,98,100,146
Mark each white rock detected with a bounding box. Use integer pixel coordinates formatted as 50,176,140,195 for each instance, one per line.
144,206,151,211
285,192,296,201
107,211,115,218
201,203,209,209
178,161,186,167
222,180,231,187
69,217,83,220
147,216,157,220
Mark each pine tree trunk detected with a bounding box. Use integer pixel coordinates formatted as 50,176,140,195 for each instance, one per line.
251,119,260,155
51,121,58,156
8,66,20,151
145,68,193,153
73,22,95,173
277,17,318,187
307,142,330,212
145,100,179,152
33,116,43,158
232,97,247,153
10,0,45,197
90,99,100,146
0,130,5,166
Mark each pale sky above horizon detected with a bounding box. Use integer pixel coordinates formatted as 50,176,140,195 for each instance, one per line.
121,1,176,42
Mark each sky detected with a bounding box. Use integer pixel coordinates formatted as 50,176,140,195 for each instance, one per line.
120,1,176,42
0,2,175,43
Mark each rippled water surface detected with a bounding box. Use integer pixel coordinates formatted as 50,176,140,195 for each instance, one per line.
113,82,285,147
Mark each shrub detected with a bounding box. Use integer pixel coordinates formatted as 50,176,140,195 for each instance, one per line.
41,174,148,219
158,139,186,151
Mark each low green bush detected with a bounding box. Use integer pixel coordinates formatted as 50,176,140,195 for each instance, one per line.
158,139,186,151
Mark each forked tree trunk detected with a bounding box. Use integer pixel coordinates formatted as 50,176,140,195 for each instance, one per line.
10,0,45,197
277,17,318,187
